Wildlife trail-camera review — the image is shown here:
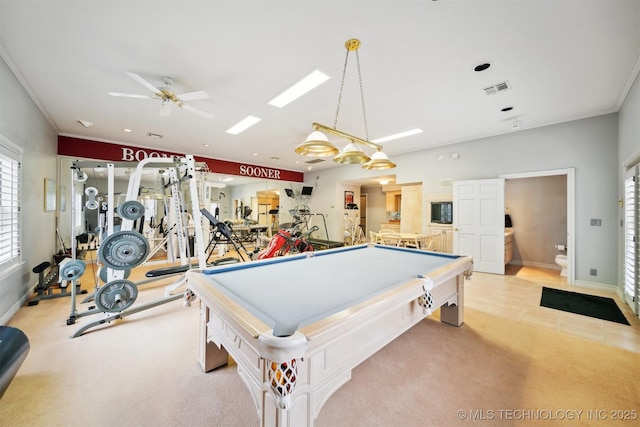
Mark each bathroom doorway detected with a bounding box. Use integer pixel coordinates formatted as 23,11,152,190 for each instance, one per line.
500,169,575,285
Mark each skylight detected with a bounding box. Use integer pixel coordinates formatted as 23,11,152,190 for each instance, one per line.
372,128,423,143
268,69,330,108
226,116,262,135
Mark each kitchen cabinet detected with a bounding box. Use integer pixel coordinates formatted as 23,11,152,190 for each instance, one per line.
385,191,401,211
380,222,400,232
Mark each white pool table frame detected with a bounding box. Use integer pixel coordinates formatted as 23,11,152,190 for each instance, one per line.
186,246,473,427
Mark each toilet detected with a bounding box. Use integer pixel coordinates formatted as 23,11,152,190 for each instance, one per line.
555,254,567,277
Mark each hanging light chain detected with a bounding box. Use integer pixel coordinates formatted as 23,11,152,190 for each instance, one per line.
355,48,369,142
333,48,350,130
332,41,370,142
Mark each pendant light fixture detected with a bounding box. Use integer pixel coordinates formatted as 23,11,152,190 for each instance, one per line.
295,39,396,170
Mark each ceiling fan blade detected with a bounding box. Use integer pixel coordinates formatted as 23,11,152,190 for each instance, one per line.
125,72,161,95
177,91,209,101
108,92,154,99
181,104,214,120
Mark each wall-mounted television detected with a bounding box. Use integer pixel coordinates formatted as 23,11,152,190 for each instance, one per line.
431,201,453,224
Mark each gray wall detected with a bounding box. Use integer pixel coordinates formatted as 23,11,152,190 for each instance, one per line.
306,113,619,288
1,54,58,323
617,72,640,290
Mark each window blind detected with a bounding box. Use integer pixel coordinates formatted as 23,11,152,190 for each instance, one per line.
0,137,22,273
623,166,639,317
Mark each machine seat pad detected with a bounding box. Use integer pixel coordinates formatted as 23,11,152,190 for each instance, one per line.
32,262,51,274
145,265,191,278
210,257,240,266
145,257,240,277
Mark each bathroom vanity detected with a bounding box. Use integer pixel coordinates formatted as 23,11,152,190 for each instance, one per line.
504,228,514,265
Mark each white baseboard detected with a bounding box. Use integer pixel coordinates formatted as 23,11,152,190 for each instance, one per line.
509,260,559,270
573,280,617,292
0,292,30,325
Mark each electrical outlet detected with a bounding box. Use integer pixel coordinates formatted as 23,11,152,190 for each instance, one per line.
590,268,597,276
590,218,602,226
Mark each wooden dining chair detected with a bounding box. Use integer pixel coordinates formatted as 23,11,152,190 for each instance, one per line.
378,233,401,246
414,234,434,250
403,234,420,249
427,229,443,251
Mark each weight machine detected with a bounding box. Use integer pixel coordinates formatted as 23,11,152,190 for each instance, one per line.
66,156,207,337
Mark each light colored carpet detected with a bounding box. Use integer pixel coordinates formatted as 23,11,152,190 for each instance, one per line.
1,265,639,426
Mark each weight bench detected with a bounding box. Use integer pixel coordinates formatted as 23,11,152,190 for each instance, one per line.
70,257,241,338
0,326,30,398
28,260,86,306
144,257,240,278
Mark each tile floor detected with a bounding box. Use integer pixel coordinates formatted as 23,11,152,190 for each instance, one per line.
465,264,640,353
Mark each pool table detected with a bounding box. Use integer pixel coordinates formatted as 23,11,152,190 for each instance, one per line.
186,243,473,427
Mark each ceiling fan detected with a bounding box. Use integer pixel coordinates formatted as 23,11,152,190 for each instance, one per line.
108,72,213,119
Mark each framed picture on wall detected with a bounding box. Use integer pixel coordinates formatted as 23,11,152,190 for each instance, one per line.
344,191,354,209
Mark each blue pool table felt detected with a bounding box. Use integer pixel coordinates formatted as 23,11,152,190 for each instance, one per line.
203,245,458,336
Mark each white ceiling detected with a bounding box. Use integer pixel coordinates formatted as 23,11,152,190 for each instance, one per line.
1,0,639,180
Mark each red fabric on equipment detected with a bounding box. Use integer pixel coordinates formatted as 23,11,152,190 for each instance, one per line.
257,230,291,259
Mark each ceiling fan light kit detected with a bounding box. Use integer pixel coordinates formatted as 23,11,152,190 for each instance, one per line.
295,39,397,170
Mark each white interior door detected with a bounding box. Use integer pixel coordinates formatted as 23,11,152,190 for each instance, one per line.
453,178,505,274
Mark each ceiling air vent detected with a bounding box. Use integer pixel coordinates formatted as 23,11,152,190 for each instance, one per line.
483,81,511,95
305,159,325,164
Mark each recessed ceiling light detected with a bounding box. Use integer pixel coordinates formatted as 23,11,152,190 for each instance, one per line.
222,177,234,182
379,179,389,185
372,128,423,143
474,62,491,72
78,120,93,128
202,143,211,147
147,132,163,138
501,107,514,112
226,116,262,135
268,69,330,108
253,153,258,156
122,128,133,133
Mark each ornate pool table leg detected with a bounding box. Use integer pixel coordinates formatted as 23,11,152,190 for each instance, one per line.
199,303,229,372
440,272,468,327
